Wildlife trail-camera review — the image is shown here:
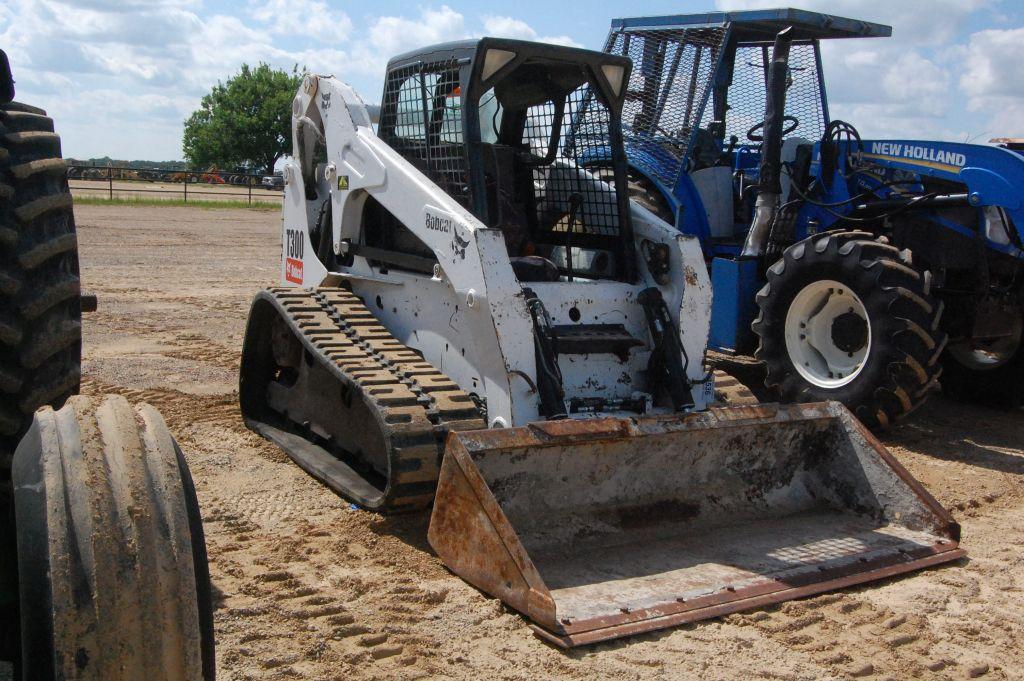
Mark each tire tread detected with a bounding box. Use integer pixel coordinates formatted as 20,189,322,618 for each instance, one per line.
752,230,945,430
0,99,81,463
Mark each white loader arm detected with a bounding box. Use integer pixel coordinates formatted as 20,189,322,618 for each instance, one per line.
282,75,494,295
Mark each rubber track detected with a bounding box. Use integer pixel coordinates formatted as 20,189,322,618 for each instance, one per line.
710,369,759,406
268,286,483,510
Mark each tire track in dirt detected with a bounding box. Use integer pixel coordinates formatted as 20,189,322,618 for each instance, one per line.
202,494,453,679
163,332,243,372
80,378,240,430
726,593,951,678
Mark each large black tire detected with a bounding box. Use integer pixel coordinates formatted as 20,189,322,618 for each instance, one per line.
752,231,946,430
0,101,80,465
12,395,215,680
940,308,1024,407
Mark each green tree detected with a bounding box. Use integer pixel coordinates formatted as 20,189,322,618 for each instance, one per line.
183,63,301,175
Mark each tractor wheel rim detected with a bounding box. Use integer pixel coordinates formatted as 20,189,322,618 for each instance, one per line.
949,310,1023,371
784,279,872,389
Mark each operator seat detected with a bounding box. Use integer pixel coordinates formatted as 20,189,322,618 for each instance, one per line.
480,141,562,282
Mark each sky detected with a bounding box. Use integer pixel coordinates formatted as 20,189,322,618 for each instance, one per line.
2,0,1023,161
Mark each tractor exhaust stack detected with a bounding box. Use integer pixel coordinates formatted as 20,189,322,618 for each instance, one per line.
742,26,793,258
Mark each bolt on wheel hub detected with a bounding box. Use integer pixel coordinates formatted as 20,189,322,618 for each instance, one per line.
784,280,872,389
831,311,869,354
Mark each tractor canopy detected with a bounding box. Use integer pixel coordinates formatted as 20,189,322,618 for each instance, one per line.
611,9,891,41
605,8,890,193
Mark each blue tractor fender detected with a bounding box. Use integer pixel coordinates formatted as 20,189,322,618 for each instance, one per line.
856,140,1024,244
624,150,714,248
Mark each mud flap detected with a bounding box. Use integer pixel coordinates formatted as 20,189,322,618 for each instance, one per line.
12,395,215,680
428,402,964,647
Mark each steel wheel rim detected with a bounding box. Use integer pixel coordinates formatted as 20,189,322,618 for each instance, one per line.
948,310,1023,371
784,279,872,389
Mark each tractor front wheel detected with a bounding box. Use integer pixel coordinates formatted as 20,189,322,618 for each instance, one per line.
13,395,215,680
752,231,945,430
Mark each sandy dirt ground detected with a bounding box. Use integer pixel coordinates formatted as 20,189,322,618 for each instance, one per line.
75,204,1024,680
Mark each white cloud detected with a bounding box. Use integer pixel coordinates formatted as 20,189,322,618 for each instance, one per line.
881,52,949,117
7,0,1010,159
250,0,352,44
346,6,467,79
958,27,1024,135
482,16,534,39
713,0,1016,140
960,28,1024,101
482,15,581,47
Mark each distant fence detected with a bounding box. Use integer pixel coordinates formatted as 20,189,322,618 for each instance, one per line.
67,165,283,205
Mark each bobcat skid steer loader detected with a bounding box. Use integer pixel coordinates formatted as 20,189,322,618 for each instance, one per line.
239,38,964,646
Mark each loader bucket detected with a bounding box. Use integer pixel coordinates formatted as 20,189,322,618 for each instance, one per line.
428,402,964,647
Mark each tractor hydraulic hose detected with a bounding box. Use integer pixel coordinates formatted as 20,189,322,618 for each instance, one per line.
523,289,567,420
638,288,694,411
851,193,970,214
780,163,947,225
741,26,793,258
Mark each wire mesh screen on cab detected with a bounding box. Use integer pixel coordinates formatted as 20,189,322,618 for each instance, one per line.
701,42,826,148
379,60,470,208
606,28,827,187
606,27,727,188
520,82,625,281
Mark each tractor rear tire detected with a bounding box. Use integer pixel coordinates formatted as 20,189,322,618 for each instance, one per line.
752,231,945,430
12,395,215,680
0,100,80,466
940,305,1024,407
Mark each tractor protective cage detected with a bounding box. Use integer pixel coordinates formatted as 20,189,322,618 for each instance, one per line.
603,8,890,193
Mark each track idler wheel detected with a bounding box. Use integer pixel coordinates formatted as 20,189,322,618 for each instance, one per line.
12,395,214,680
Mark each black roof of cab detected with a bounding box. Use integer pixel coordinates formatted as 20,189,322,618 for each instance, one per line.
611,7,891,42
383,37,632,112
386,37,631,80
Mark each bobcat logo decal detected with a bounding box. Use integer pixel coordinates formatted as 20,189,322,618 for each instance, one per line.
451,227,470,260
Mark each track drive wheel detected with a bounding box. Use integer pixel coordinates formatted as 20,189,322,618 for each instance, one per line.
940,302,1024,407
752,230,945,430
12,395,215,680
0,100,81,465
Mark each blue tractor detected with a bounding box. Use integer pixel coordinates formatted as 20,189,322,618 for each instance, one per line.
601,8,1024,428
